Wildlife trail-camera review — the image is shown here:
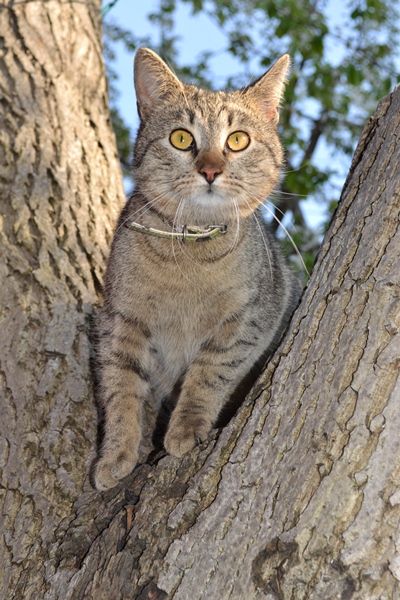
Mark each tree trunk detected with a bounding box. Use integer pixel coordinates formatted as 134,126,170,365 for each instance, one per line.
2,5,400,599
0,2,124,597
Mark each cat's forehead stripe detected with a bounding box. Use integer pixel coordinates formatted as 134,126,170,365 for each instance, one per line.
216,104,234,128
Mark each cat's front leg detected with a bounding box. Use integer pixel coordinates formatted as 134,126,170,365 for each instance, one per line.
94,311,151,490
164,333,261,457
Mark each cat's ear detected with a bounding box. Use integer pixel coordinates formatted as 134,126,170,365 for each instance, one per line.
243,54,290,123
134,47,183,120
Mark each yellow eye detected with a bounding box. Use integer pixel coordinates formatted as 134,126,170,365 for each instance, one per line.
227,131,250,152
170,129,194,150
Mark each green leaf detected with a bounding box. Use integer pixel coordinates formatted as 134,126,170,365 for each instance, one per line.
346,64,363,86
310,35,324,57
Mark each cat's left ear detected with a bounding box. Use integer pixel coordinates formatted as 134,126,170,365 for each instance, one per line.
243,54,290,123
134,47,184,121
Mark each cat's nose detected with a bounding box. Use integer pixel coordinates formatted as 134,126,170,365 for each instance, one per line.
198,165,222,184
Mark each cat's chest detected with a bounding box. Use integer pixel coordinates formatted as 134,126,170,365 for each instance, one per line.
142,273,246,331
117,236,255,359
131,241,251,319
132,257,249,343
147,283,247,382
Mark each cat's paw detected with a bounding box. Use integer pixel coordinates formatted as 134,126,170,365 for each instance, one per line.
164,416,210,458
94,449,138,491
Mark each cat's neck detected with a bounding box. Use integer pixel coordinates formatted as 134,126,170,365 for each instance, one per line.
125,191,255,264
127,191,250,233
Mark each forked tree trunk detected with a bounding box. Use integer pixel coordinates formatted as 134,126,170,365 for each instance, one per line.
1,4,400,599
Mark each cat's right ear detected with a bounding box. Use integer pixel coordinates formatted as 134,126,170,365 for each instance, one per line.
134,48,183,121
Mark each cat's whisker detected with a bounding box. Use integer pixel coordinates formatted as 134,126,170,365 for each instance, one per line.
228,196,241,256
181,87,191,113
242,197,273,277
223,198,239,257
177,221,214,270
170,196,195,271
171,195,217,269
114,189,171,235
170,198,186,275
249,193,308,274
264,198,288,219
269,189,308,199
169,197,204,284
263,199,301,235
281,163,310,175
173,196,191,263
167,59,192,113
262,202,309,275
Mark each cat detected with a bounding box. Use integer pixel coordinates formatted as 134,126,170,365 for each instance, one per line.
93,47,301,491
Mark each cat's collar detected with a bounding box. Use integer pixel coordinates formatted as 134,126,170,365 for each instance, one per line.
125,215,228,243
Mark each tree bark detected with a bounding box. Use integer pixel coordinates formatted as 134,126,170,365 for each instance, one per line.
2,5,400,599
0,1,124,597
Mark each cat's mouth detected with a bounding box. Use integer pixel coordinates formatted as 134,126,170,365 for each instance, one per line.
194,188,227,207
196,180,225,199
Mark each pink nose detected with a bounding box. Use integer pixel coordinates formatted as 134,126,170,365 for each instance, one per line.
198,165,222,184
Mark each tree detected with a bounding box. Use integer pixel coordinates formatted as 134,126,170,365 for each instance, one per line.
1,2,400,600
0,0,124,595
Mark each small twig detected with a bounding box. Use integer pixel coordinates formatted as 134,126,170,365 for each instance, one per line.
100,0,119,16
125,504,134,534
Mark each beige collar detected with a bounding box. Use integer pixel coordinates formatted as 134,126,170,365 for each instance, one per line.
125,211,228,243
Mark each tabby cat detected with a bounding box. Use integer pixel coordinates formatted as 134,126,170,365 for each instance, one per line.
94,47,301,490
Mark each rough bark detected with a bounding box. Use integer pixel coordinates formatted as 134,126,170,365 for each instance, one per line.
0,1,124,597
1,4,400,599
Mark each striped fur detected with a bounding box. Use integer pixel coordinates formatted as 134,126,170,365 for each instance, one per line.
93,48,301,490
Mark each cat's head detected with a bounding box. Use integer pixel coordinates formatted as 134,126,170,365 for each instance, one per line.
133,48,289,224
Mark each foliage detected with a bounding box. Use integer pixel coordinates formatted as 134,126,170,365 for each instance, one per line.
102,0,400,271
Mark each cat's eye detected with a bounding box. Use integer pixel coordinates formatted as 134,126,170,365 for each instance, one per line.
227,131,250,152
170,129,194,150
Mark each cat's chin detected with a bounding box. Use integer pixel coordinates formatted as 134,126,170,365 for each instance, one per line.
186,191,229,221
192,188,228,207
